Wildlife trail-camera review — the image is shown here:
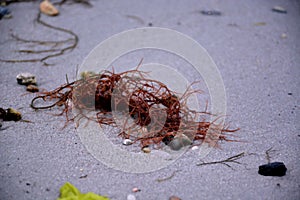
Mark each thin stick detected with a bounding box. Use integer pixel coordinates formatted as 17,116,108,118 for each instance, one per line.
156,170,180,183
196,152,245,169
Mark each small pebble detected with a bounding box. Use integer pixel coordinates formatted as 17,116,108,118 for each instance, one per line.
16,73,36,85
162,134,174,145
127,194,136,200
191,146,199,150
142,147,151,153
272,6,287,14
258,162,287,176
168,134,192,151
5,108,22,121
26,85,39,93
123,139,133,145
200,10,222,16
132,187,140,193
0,6,10,20
281,33,287,39
169,196,181,200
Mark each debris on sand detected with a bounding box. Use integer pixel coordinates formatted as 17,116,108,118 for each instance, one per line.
58,182,109,200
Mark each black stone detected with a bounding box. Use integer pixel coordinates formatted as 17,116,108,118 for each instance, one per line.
200,10,222,16
162,135,174,145
258,162,287,176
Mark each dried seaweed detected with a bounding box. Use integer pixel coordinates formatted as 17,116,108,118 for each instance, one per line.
30,67,239,149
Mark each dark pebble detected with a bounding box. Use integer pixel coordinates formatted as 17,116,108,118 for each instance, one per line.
148,22,153,27
288,93,292,95
258,162,287,176
162,135,174,145
200,10,222,16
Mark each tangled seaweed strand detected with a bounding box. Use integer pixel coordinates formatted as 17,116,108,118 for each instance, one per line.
31,68,238,148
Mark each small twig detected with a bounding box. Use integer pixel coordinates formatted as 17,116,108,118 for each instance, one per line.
265,147,276,164
20,119,34,123
156,170,180,183
196,152,246,169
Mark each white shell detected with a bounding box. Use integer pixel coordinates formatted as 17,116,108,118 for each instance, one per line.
142,147,151,153
127,194,136,200
122,139,133,145
191,146,199,151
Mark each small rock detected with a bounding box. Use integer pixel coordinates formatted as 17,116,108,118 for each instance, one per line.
127,194,136,200
148,22,153,27
162,134,174,145
0,6,10,20
168,134,192,151
258,162,287,176
191,146,199,150
281,33,287,39
272,6,287,14
200,10,222,16
26,85,39,93
142,147,151,153
123,139,133,145
4,108,22,121
16,73,36,86
132,187,140,193
40,0,59,16
169,196,181,200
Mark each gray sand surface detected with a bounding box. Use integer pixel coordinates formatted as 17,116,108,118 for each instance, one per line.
0,1,299,200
